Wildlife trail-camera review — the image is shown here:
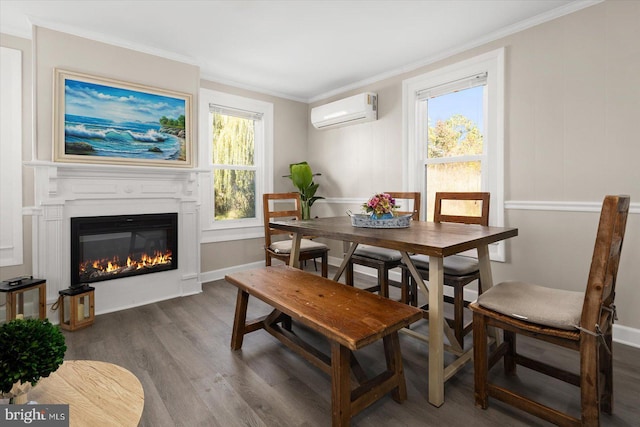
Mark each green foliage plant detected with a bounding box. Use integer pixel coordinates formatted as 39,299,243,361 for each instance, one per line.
283,162,324,219
0,318,67,399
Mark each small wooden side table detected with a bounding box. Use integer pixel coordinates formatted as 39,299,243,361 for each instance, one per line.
0,277,46,323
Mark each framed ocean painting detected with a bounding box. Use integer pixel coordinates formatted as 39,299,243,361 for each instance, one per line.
53,69,193,167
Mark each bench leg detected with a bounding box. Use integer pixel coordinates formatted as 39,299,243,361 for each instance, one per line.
383,331,407,403
331,341,351,427
231,288,249,350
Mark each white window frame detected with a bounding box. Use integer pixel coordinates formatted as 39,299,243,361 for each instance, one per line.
0,46,24,266
402,48,505,261
199,89,273,243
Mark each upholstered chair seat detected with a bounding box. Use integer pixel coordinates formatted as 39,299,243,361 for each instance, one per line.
408,254,480,277
476,281,583,330
353,246,402,262
269,238,329,254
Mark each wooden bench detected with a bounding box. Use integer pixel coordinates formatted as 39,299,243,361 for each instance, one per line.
225,265,423,426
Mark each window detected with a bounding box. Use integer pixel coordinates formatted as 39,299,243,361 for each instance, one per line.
211,109,258,221
199,89,273,242
421,77,486,221
403,48,505,260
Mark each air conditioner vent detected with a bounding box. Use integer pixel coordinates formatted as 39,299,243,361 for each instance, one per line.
311,92,377,129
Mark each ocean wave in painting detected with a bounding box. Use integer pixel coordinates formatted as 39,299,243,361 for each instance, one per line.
126,129,168,142
64,114,182,160
65,124,110,139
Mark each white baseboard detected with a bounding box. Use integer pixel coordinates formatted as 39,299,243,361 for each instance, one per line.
200,260,264,285
612,324,640,349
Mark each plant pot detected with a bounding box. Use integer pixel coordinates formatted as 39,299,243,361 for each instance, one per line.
301,201,311,220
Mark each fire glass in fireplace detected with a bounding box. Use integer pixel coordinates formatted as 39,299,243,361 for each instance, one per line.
70,213,178,287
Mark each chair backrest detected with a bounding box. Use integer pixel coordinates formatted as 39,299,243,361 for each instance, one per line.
385,192,422,221
434,192,490,226
263,192,302,247
580,195,630,332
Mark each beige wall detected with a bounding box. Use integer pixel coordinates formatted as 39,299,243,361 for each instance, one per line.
307,1,640,329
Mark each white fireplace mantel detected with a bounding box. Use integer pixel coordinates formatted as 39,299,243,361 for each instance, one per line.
26,161,204,319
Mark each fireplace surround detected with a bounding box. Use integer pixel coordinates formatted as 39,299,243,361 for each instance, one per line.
28,161,201,316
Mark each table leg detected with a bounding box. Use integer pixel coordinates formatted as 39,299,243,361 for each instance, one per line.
333,241,359,282
428,256,445,407
288,232,302,268
477,244,501,345
399,252,464,406
476,245,493,290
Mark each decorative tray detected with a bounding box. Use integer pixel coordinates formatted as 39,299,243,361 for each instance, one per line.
349,213,412,229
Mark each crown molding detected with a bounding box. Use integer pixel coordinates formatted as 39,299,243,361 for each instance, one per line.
27,16,199,66
199,71,308,104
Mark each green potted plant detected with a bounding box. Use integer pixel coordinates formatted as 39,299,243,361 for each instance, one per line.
283,161,324,219
0,318,66,404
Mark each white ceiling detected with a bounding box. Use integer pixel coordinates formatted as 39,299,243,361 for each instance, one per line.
1,1,598,102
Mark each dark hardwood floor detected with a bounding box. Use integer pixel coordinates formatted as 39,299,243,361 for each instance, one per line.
62,266,640,426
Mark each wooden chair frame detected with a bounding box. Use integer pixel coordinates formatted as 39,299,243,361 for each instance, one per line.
345,192,421,298
471,195,630,426
402,191,490,346
263,192,329,277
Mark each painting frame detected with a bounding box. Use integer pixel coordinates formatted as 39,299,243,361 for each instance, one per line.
53,69,193,168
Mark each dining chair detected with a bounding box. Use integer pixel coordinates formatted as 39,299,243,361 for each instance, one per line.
401,192,490,347
345,192,421,299
263,192,329,277
470,194,630,426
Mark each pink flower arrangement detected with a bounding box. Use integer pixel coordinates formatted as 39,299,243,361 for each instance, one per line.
362,193,399,218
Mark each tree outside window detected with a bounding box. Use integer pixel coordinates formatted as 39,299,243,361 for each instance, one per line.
423,85,485,221
212,113,257,221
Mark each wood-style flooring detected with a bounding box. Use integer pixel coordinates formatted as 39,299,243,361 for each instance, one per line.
62,266,640,426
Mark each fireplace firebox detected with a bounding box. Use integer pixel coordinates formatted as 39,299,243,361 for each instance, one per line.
70,213,178,287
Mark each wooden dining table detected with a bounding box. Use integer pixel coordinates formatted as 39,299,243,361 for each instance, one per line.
269,216,518,407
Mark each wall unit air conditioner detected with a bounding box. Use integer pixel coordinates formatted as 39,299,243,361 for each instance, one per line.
311,92,377,129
